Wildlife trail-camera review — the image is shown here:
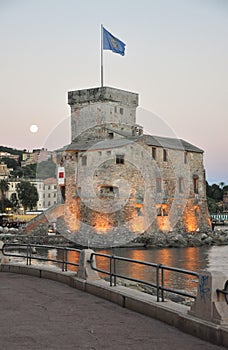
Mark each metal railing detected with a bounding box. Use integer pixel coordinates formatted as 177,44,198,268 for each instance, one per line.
2,243,199,302
89,252,199,302
2,243,81,272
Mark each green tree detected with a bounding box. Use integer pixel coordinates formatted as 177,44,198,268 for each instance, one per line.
206,181,228,214
207,197,219,214
12,164,37,179
223,185,228,193
0,179,9,212
11,167,24,178
22,164,37,178
10,192,19,212
219,182,225,190
0,146,23,156
36,160,56,179
1,157,18,170
211,184,222,201
16,181,39,211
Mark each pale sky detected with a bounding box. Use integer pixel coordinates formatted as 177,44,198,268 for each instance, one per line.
0,0,227,184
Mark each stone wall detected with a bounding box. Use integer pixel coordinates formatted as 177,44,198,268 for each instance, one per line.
53,86,212,247
69,87,138,140
25,204,64,235
58,134,211,247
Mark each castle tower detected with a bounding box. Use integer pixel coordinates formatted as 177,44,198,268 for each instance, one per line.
54,85,212,248
68,86,139,141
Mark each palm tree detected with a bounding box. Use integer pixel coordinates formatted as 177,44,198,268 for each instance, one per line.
0,179,9,212
219,182,225,190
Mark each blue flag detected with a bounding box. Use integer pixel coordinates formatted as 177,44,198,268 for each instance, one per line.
103,27,126,56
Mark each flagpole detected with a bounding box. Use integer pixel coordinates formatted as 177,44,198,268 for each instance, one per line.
101,24,104,87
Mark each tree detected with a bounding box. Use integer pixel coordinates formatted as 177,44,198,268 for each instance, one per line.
206,181,228,214
1,157,18,170
10,192,19,212
0,199,12,214
0,179,9,212
207,197,219,214
36,160,56,179
219,182,225,190
210,184,222,202
223,185,228,193
16,181,39,211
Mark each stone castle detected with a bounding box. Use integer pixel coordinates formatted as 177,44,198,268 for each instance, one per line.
56,86,211,247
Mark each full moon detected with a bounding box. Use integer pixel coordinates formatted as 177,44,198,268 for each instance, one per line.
30,124,39,133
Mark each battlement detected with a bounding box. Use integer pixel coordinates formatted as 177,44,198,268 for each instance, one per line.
68,86,138,107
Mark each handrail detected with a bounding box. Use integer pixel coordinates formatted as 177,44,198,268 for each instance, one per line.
2,243,81,272
2,244,199,302
89,252,199,302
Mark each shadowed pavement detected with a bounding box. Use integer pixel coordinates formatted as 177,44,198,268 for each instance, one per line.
0,273,226,350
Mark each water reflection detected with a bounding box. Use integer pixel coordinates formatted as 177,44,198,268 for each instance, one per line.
207,245,228,276
34,245,223,295
95,247,210,294
8,244,228,296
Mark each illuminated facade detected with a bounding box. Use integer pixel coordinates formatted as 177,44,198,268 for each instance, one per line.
57,86,211,245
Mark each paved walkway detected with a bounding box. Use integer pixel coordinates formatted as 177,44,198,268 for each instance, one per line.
0,273,226,350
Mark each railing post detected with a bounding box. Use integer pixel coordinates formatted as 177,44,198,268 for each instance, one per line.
65,249,68,272
156,264,161,302
26,244,29,265
114,256,117,286
29,244,31,265
62,248,65,272
27,244,32,266
110,255,113,286
77,249,100,280
161,266,164,302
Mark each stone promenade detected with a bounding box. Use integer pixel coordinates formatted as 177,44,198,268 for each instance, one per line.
0,272,226,350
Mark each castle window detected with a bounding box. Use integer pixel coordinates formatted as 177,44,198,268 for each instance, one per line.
98,151,102,156
107,151,111,155
108,132,114,139
99,185,119,198
152,147,156,160
193,175,199,194
163,149,168,162
116,154,124,164
184,151,188,164
82,155,87,166
156,178,162,193
120,108,124,115
114,106,117,113
157,205,168,216
135,126,141,135
179,177,184,193
60,186,65,203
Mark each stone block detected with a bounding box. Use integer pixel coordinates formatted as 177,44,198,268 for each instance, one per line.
189,271,228,325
